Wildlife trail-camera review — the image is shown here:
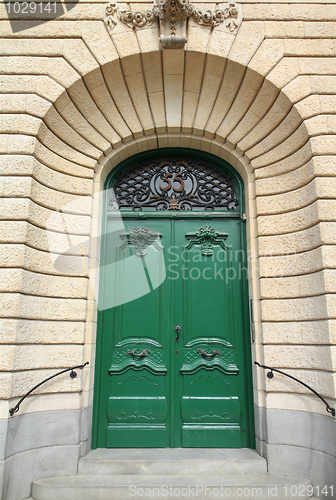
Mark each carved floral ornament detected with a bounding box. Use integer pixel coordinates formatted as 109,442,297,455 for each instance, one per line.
105,0,242,48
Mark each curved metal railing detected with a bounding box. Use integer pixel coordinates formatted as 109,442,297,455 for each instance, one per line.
255,361,335,417
9,362,89,416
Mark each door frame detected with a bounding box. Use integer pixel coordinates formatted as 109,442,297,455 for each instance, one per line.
91,147,255,449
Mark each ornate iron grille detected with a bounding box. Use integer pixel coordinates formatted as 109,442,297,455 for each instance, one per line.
110,158,239,211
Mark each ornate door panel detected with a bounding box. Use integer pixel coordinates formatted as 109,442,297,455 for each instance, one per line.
173,219,248,447
92,151,254,449
96,219,171,447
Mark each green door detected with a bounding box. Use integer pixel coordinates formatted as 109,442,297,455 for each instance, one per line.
92,150,254,449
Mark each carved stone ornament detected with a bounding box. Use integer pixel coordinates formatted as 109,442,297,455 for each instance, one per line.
104,1,242,48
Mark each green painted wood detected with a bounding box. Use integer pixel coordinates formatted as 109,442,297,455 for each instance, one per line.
92,149,255,449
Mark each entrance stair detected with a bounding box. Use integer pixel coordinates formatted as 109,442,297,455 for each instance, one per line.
30,448,318,500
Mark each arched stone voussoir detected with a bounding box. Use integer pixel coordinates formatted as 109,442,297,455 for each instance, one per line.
28,42,318,190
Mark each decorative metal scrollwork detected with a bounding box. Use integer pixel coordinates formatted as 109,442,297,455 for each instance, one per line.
127,348,151,358
197,349,221,358
110,158,239,212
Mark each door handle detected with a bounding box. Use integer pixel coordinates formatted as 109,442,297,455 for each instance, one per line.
127,348,150,358
197,348,221,358
175,325,181,343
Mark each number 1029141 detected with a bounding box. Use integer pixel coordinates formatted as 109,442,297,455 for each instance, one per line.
283,485,334,497
5,2,58,15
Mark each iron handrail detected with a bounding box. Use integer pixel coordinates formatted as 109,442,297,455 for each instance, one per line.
9,362,89,416
255,361,335,417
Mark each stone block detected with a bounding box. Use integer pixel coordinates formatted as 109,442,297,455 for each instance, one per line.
264,345,333,370
10,368,81,398
256,179,316,215
1,134,36,155
3,444,79,500
250,124,309,169
87,82,132,141
5,409,81,457
186,25,211,53
304,21,336,38
111,31,140,59
282,75,312,104
37,124,97,168
0,344,16,371
136,26,161,54
142,51,163,93
259,247,323,277
267,444,336,494
258,201,319,235
0,245,25,267
261,296,327,322
267,57,300,89
229,22,264,66
311,75,336,94
1,176,32,198
284,38,335,57
43,107,102,159
247,108,302,159
124,73,155,133
164,74,183,131
311,135,336,155
193,73,222,132
255,160,314,196
0,221,27,244
10,344,84,371
32,163,91,198
67,80,121,145
34,142,95,179
243,3,336,21
299,57,336,75
56,101,111,153
24,245,89,277
249,39,284,77
81,21,119,66
264,21,304,38
208,29,235,59
260,271,326,299
219,85,263,141
184,51,205,94
0,155,34,176
238,93,292,153
262,320,332,345
148,91,166,133
254,142,313,179
0,318,84,345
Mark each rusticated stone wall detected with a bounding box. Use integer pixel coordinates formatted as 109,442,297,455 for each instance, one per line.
0,0,336,498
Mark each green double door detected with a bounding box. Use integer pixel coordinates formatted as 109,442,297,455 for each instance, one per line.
93,213,254,449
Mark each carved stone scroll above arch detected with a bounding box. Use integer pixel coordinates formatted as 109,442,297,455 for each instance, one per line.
104,1,242,48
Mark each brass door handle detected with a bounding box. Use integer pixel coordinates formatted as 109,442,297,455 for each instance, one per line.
175,325,181,343
197,348,221,358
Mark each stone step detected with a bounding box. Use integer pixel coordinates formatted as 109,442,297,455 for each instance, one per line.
32,474,314,500
79,448,267,476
